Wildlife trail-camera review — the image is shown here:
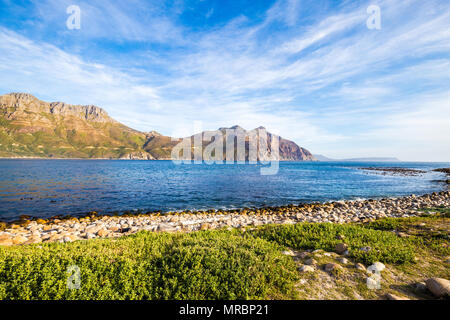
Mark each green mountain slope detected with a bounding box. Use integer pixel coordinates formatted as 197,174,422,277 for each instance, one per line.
0,93,151,159
0,93,315,161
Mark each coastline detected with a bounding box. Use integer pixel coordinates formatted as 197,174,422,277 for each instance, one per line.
0,157,317,161
1,190,449,246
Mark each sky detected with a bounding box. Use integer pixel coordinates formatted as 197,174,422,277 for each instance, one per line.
0,0,449,161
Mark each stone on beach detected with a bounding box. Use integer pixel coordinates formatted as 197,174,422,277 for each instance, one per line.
0,190,449,245
425,278,450,298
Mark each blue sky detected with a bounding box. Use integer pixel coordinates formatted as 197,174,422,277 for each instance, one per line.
0,0,449,161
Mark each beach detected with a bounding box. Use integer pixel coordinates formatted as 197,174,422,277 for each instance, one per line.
1,190,449,246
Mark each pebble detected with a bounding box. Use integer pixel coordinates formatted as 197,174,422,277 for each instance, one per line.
0,191,449,246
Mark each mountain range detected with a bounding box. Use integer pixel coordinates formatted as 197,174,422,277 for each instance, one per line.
0,93,316,161
313,154,400,162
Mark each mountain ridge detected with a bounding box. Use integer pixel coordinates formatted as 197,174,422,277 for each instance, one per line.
314,154,400,162
0,93,316,161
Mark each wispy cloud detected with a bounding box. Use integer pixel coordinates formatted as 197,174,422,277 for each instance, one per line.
0,0,449,160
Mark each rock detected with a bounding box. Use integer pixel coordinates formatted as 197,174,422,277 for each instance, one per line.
385,293,409,300
370,262,385,272
335,243,348,254
425,278,450,298
200,223,210,230
109,226,120,232
298,252,309,259
282,250,296,256
360,246,372,252
298,279,308,285
298,265,315,273
325,263,343,273
24,237,42,245
355,263,366,271
97,229,108,237
337,257,348,264
48,234,62,242
413,282,427,293
85,225,102,234
305,258,317,265
0,234,13,246
12,235,28,245
157,224,177,233
396,231,409,238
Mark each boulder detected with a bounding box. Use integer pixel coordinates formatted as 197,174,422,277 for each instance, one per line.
425,278,450,298
335,243,348,254
385,293,409,300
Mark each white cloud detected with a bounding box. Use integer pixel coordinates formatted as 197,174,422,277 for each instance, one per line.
0,0,450,160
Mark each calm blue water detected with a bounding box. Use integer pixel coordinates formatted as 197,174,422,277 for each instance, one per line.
0,160,448,221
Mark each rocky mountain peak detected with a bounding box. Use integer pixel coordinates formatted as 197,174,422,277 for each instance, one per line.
0,93,113,123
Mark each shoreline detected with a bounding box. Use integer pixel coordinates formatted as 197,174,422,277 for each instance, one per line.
1,190,449,246
0,157,449,163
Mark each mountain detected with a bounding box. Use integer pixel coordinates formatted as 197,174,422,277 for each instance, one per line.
313,154,335,161
180,126,316,161
0,93,152,159
0,93,315,161
313,154,400,162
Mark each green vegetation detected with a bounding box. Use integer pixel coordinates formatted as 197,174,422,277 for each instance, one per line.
252,223,416,265
0,210,448,300
0,230,298,300
363,208,450,256
0,113,148,159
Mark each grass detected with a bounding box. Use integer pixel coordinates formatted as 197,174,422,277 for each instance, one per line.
0,208,448,300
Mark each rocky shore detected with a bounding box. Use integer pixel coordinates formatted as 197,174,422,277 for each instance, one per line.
0,190,449,246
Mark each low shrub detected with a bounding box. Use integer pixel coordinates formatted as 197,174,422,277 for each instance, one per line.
251,223,416,265
0,230,298,300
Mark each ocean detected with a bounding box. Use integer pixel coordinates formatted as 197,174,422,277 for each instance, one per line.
0,159,448,221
